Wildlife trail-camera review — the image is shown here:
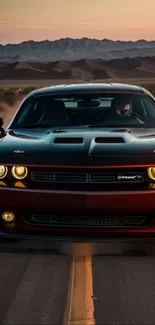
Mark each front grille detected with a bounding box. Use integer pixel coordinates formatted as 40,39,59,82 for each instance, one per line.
25,214,148,228
31,171,88,183
31,171,144,184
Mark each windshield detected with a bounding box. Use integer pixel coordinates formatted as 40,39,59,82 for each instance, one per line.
9,92,155,129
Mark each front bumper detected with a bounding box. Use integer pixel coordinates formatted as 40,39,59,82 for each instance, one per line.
1,186,155,210
1,186,155,239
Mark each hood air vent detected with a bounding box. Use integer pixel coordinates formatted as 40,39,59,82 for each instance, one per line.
95,137,125,143
53,137,83,144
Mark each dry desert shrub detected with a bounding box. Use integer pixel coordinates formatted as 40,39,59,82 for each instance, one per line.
0,87,36,105
140,84,155,96
0,87,37,124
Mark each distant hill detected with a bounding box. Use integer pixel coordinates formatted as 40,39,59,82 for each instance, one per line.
0,38,155,62
1,57,155,80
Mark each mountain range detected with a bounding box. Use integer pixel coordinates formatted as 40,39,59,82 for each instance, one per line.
0,38,155,62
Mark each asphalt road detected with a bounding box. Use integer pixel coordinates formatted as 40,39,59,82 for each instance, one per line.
0,240,155,325
0,77,155,87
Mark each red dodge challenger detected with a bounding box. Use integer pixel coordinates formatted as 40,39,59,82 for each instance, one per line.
0,83,155,239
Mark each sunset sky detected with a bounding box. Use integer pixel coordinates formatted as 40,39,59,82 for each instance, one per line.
0,0,155,44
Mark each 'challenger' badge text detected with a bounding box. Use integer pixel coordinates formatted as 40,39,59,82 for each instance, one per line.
117,175,143,180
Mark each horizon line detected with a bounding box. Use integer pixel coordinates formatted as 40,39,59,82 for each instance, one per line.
1,37,155,46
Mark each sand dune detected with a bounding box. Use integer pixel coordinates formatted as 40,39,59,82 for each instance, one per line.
1,57,155,80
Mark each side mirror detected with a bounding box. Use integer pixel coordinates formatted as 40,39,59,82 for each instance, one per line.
0,117,6,137
0,117,3,127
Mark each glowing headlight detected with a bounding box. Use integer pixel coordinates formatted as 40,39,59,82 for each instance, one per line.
147,167,155,180
0,166,8,179
11,166,28,179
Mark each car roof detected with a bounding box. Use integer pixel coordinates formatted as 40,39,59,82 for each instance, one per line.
28,83,146,98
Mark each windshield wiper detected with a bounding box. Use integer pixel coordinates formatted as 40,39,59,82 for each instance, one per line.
19,124,90,129
15,124,56,129
87,124,142,128
12,123,142,130
88,124,128,128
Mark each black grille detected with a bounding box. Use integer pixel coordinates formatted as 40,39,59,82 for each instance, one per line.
25,214,148,228
31,171,144,184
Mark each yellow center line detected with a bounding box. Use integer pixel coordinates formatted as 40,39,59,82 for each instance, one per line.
85,257,96,325
63,256,95,325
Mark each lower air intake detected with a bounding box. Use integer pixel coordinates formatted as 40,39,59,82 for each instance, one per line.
25,214,147,228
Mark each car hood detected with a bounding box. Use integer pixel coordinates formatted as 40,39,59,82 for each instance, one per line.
1,127,155,165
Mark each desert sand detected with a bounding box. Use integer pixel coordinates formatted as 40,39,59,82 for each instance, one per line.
1,58,155,82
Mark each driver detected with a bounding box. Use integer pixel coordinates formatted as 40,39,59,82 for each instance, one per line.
104,97,144,125
113,98,133,117
115,99,132,116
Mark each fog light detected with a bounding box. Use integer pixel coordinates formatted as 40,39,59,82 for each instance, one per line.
2,211,15,222
11,166,28,179
147,167,155,180
0,166,8,179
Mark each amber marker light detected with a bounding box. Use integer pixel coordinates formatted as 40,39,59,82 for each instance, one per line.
0,181,7,186
11,166,28,179
2,211,15,222
14,181,27,188
147,167,155,180
0,166,8,179
149,183,155,189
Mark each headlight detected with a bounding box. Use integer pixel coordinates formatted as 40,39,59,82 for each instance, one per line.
11,166,28,179
0,166,8,179
147,167,155,180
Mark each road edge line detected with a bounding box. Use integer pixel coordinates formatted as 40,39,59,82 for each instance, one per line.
63,258,75,325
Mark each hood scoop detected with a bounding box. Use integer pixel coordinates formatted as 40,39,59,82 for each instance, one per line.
53,137,84,144
95,137,125,143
